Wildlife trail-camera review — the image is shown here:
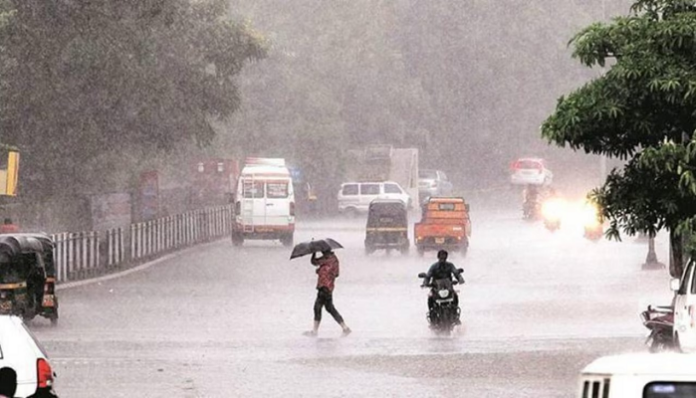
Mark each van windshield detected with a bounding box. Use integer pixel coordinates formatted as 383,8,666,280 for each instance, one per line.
644,382,696,397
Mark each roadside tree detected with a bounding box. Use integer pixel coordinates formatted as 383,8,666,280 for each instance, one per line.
541,0,696,277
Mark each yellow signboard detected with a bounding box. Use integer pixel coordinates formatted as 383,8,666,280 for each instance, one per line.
0,149,19,196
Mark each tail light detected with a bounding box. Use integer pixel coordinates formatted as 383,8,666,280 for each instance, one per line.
290,202,295,216
37,358,53,388
690,305,696,328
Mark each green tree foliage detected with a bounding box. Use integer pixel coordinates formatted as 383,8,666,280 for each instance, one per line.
0,0,264,198
542,0,696,276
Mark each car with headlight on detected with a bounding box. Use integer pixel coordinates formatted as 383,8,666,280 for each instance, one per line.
0,315,58,398
510,158,553,186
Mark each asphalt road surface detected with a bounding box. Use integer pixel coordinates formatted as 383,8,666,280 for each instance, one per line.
33,199,674,397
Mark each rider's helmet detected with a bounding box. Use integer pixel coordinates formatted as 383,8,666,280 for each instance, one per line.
437,249,448,261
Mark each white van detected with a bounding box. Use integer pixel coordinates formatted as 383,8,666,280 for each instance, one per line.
232,158,295,246
337,181,411,215
578,353,696,397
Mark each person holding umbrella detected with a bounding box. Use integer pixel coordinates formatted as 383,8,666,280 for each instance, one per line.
306,249,351,337
290,238,351,336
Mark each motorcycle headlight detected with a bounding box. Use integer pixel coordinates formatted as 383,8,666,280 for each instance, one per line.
438,289,449,298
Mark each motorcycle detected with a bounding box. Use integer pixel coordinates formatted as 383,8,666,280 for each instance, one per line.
522,200,540,221
640,305,674,352
418,270,464,334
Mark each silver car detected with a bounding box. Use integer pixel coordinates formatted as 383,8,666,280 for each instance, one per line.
418,169,453,199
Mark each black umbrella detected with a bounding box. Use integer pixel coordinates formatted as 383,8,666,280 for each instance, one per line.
289,238,344,260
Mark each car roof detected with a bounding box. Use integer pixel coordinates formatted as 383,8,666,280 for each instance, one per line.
341,181,401,185
582,353,696,376
0,315,45,387
240,164,290,177
515,157,544,162
370,199,406,205
426,196,465,203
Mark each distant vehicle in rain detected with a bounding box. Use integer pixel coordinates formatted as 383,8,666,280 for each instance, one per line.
364,199,409,255
0,315,58,398
414,197,471,257
577,353,696,397
232,158,295,247
418,169,453,201
510,157,553,186
337,181,411,216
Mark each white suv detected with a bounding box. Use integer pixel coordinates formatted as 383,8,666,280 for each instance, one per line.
510,158,553,186
337,181,411,215
0,315,58,398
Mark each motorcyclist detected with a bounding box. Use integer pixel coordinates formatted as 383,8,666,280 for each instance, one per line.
422,250,464,323
523,185,539,218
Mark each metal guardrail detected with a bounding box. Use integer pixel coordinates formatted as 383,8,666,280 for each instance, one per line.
50,205,233,283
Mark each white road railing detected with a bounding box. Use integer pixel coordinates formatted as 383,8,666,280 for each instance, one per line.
50,205,233,283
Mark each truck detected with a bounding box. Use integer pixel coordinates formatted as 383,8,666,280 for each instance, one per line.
232,158,295,247
414,197,471,257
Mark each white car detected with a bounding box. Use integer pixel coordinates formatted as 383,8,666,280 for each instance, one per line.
0,315,58,398
510,158,553,186
337,181,411,215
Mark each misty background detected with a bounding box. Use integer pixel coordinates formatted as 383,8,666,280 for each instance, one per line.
0,0,635,229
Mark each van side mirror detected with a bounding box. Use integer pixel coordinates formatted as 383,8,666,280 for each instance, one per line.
457,268,464,273
418,272,427,278
466,204,470,213
670,278,681,292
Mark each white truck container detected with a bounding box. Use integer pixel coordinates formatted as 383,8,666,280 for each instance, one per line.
232,158,295,246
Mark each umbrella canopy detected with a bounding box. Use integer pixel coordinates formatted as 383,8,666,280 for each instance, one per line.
290,238,343,260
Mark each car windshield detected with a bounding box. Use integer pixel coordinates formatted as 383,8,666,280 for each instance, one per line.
419,170,437,179
644,382,696,397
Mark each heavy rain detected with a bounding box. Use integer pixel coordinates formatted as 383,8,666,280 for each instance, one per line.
1,0,696,397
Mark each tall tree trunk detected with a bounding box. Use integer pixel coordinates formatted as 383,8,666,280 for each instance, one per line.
642,233,665,270
670,229,685,278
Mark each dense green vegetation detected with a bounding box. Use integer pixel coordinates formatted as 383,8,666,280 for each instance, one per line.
543,0,696,276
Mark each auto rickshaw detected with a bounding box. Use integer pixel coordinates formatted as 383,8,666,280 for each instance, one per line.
0,233,58,325
365,199,409,255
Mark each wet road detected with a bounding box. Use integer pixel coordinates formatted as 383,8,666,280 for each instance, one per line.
32,201,674,397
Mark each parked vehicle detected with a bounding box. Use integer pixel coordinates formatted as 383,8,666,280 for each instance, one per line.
510,158,553,186
641,305,674,352
364,199,409,255
670,261,696,353
0,315,58,398
418,169,453,201
577,353,696,397
337,181,411,216
0,234,58,326
232,158,295,247
414,197,471,256
417,270,463,334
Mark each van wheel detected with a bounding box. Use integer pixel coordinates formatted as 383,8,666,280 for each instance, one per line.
674,333,683,353
417,247,425,257
232,233,244,247
345,207,358,218
400,245,409,255
365,245,375,255
281,235,294,247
